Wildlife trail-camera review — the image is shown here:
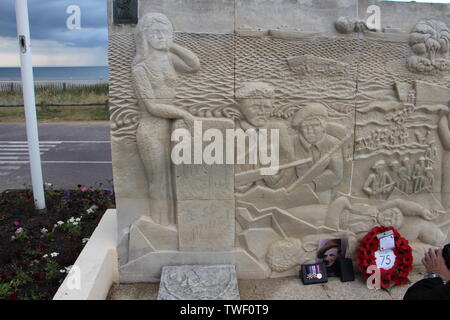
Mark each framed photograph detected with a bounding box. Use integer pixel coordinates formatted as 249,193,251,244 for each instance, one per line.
316,238,348,277
300,263,328,285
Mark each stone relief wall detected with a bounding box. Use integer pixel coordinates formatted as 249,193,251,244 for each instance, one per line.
108,0,450,282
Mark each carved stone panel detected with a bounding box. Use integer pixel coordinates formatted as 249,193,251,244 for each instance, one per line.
108,0,450,282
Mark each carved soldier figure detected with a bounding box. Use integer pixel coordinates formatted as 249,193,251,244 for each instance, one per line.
322,197,444,247
234,82,294,192
389,160,402,190
290,102,345,195
425,166,434,188
424,140,437,167
399,127,409,145
363,160,395,200
412,156,427,192
399,156,412,193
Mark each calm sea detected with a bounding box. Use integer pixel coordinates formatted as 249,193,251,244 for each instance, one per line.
0,66,109,82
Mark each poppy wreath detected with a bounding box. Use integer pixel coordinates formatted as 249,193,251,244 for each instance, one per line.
356,226,413,290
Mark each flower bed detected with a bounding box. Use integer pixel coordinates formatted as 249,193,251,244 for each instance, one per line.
0,185,115,300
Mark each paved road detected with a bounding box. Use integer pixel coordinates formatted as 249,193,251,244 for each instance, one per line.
0,122,113,192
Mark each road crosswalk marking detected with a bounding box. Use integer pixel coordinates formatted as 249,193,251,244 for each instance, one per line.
0,141,59,177
0,141,111,178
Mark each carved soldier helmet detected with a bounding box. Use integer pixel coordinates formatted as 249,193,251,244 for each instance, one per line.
372,160,386,169
389,160,399,167
291,102,329,129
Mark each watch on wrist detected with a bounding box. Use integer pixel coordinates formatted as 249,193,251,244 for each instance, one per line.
425,273,447,285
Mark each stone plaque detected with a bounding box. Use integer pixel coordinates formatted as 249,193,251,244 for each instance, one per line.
157,265,240,300
113,0,138,25
178,200,235,251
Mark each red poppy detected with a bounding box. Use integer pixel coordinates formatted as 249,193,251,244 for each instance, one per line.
381,274,392,289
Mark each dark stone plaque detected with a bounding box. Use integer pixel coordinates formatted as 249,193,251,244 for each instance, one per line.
113,0,138,25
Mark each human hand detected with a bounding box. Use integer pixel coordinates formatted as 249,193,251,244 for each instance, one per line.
183,113,197,131
422,248,450,282
422,209,436,221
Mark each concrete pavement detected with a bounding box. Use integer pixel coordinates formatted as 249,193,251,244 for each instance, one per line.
0,122,113,191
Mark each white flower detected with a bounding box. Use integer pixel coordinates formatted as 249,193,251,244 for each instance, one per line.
82,238,89,244
73,222,78,226
57,221,64,225
60,269,66,273
43,254,48,258
40,228,48,234
10,235,16,241
15,227,24,234
50,252,59,258
86,208,94,215
76,218,81,222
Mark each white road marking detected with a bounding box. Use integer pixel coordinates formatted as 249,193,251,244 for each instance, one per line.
0,148,50,152
0,161,112,164
0,141,109,144
0,145,57,148
0,141,111,178
0,141,58,176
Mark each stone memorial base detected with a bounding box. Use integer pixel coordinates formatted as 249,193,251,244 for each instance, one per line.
157,265,240,300
119,249,270,283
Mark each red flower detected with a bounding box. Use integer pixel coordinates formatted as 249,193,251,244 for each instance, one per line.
39,244,47,249
33,273,42,281
380,274,392,289
0,274,8,282
9,294,18,300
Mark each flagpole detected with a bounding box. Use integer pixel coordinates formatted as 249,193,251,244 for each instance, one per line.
15,0,46,210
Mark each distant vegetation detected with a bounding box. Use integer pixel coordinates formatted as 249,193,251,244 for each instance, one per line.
0,83,109,122
0,82,108,105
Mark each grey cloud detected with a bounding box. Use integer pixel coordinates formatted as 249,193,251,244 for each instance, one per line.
0,0,107,48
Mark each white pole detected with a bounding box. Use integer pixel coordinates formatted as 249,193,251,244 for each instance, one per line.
15,0,46,210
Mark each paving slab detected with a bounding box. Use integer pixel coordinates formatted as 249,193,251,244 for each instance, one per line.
108,272,424,300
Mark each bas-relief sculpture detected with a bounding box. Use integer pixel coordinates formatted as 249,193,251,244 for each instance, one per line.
109,3,450,282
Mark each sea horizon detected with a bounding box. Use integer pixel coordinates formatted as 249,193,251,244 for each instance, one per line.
0,66,109,82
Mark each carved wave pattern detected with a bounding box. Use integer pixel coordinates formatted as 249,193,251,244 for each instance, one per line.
236,36,359,101
174,33,235,113
108,33,140,142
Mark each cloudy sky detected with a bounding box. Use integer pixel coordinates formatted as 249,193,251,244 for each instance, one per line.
0,0,108,67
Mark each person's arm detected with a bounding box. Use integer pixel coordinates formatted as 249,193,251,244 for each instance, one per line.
378,198,434,219
405,248,450,300
404,278,450,300
313,150,344,192
170,43,200,73
362,174,374,196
